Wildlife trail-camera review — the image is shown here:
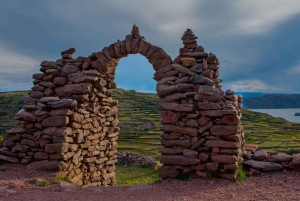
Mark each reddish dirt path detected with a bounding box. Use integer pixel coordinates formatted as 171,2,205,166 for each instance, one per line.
1,163,300,201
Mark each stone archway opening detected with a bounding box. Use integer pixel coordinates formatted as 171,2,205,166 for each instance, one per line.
3,25,244,186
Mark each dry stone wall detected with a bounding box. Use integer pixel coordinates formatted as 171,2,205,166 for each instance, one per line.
158,29,244,180
2,25,244,186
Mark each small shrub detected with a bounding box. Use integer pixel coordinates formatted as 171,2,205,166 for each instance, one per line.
53,174,68,184
39,180,50,187
29,178,37,184
154,162,162,171
0,135,4,141
236,166,246,181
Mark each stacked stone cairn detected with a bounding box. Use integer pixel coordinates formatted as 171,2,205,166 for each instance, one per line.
0,25,244,186
158,29,244,180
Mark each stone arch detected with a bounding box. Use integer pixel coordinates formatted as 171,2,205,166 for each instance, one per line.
2,25,244,186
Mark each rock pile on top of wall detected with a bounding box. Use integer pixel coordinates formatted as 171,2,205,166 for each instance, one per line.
2,46,121,186
157,29,244,180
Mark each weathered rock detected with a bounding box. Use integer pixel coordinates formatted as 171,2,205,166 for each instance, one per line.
185,119,198,127
244,144,258,154
191,75,214,86
183,149,198,158
67,73,98,83
162,124,198,136
291,153,300,165
198,102,222,110
160,110,181,123
221,134,240,142
14,109,37,122
198,121,213,134
43,127,72,136
159,148,183,155
183,52,208,59
204,140,240,148
161,139,191,148
50,109,73,116
198,85,216,96
160,132,182,140
70,112,84,122
29,91,45,99
55,83,92,97
61,65,80,76
181,58,196,66
61,47,76,55
206,162,218,171
160,102,194,112
45,143,69,153
211,155,237,164
159,93,185,102
200,110,237,117
198,153,209,162
34,152,49,160
21,139,37,147
221,115,239,125
266,153,292,163
197,116,211,126
159,165,179,179
38,137,52,148
172,64,197,76
223,163,238,170
0,154,20,163
39,81,56,89
210,125,239,136
7,127,27,134
191,138,206,150
40,97,60,103
26,160,60,171
42,116,69,127
243,160,283,172
41,60,57,67
33,73,46,80
160,155,200,165
253,150,267,161
190,63,204,73
201,69,214,79
156,84,193,97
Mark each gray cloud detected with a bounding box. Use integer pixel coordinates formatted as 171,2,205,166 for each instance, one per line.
0,0,300,92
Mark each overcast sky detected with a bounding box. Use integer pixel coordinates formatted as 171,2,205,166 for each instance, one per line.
0,0,300,93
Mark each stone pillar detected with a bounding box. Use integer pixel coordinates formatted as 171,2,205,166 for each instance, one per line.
158,29,244,180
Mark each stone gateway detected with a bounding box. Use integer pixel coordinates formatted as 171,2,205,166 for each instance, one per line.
2,25,244,186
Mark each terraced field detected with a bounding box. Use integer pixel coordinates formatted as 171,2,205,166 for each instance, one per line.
0,89,300,159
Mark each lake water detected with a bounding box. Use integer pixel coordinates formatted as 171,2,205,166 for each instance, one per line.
248,108,300,123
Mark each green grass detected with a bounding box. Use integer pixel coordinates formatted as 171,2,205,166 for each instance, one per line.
236,166,246,181
1,89,300,185
39,180,50,187
29,178,37,184
116,165,161,186
1,89,300,160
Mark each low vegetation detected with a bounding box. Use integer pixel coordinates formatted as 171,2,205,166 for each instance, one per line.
116,165,161,186
0,89,299,185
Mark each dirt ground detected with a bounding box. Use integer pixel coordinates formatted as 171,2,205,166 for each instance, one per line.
1,163,300,201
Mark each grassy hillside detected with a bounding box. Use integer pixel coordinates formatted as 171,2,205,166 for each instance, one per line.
243,94,300,109
0,91,28,138
1,89,300,158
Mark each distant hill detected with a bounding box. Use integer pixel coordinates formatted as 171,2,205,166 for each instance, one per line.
243,94,300,109
235,92,267,98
